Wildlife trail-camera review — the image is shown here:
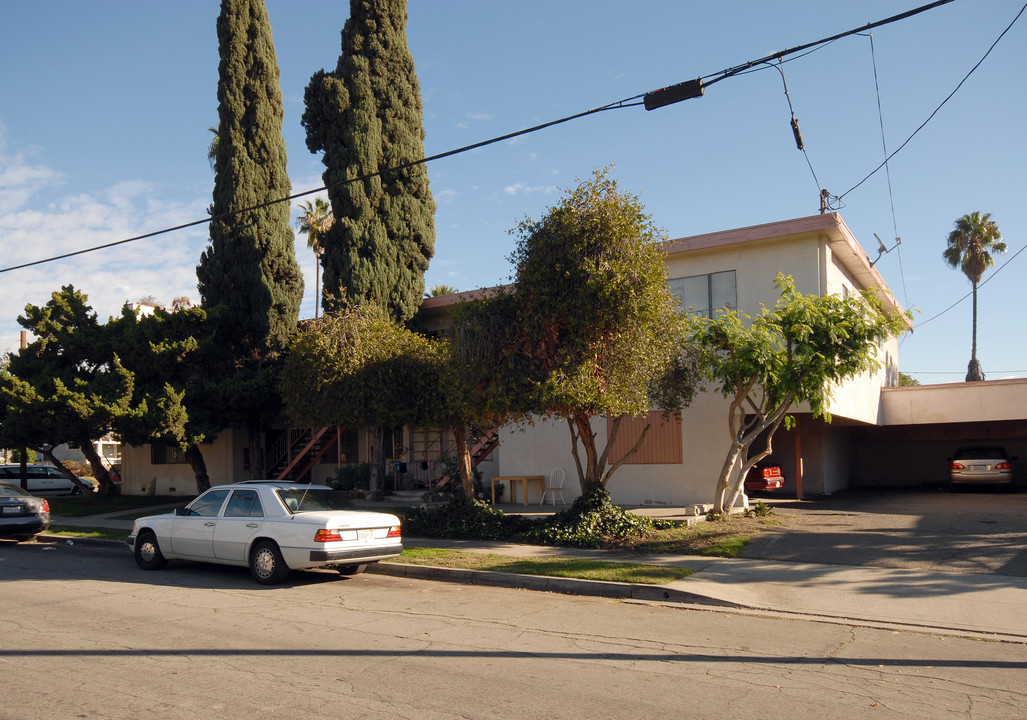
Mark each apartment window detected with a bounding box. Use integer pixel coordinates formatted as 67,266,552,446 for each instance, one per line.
410,428,453,462
151,443,187,465
669,270,736,317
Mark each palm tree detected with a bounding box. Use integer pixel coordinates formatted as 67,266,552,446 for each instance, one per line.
426,283,459,297
295,198,334,318
943,211,1006,382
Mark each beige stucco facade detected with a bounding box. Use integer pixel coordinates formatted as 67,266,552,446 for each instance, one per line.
121,213,1027,501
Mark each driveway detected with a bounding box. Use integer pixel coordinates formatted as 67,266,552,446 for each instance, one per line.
743,487,1027,577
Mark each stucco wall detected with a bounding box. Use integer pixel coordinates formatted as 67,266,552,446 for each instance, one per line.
882,378,1027,425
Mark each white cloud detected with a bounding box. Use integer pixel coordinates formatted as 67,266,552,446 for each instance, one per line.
435,188,458,205
0,131,210,354
503,182,558,197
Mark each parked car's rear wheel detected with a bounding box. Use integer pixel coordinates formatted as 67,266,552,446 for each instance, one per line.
336,563,368,576
250,540,289,584
134,531,168,570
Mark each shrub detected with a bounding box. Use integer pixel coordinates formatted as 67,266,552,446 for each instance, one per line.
522,485,672,548
743,500,774,518
400,497,533,540
331,463,372,491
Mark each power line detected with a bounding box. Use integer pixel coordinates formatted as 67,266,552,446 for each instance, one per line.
839,1,1027,200
0,0,959,275
914,241,1027,329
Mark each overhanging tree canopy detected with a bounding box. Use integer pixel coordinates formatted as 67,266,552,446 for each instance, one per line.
457,169,703,494
692,274,909,514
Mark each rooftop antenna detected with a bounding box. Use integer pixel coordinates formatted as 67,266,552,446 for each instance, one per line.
870,233,902,266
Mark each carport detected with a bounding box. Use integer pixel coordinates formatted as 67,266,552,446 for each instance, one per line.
853,379,1027,489
744,378,1027,497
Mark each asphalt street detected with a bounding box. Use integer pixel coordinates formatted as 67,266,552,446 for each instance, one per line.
2,540,1026,720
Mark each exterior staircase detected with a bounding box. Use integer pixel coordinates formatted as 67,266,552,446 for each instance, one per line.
267,427,340,483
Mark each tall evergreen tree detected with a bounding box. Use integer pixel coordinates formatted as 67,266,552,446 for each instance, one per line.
197,0,303,353
195,0,303,477
302,0,435,323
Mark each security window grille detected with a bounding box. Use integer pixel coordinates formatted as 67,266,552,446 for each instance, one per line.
150,444,187,465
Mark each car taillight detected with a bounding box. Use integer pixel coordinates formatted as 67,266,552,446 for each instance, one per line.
950,462,965,470
314,529,343,543
387,525,401,539
40,499,50,513
995,461,1012,471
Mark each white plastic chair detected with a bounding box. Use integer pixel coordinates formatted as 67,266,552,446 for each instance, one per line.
540,468,566,505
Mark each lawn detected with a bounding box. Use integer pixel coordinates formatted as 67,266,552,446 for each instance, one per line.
623,515,783,557
393,547,694,584
45,495,186,517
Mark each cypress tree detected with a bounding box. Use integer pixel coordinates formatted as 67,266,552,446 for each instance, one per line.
302,0,435,323
194,0,303,478
197,0,303,353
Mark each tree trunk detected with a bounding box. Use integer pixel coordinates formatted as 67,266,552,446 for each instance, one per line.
368,426,386,493
966,281,984,381
39,448,94,495
567,416,602,495
714,443,742,515
77,437,117,495
185,444,211,493
453,426,474,501
246,425,267,479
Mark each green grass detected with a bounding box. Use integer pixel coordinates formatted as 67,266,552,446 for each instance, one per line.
45,496,185,518
625,516,782,558
45,525,129,542
392,546,693,584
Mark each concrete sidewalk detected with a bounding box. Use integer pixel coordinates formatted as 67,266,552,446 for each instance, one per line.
45,501,1027,643
378,537,1027,642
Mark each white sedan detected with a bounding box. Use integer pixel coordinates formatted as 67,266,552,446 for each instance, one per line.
127,482,402,584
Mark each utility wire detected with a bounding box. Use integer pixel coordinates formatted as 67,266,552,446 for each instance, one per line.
0,0,958,275
840,1,1027,200
863,31,911,312
914,242,1027,330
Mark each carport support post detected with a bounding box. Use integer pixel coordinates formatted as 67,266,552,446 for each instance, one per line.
794,418,804,500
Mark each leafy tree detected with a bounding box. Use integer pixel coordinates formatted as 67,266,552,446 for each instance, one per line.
295,197,334,318
459,169,702,495
109,305,219,493
195,0,304,476
302,0,436,323
898,372,920,387
942,211,1006,382
692,275,909,514
0,287,136,494
279,304,456,493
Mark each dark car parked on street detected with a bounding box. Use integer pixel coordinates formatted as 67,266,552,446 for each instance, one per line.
0,480,51,541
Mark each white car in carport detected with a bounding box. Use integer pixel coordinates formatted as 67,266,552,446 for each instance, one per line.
127,481,402,584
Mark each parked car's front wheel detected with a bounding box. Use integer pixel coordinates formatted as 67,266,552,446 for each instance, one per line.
250,540,289,584
134,531,168,570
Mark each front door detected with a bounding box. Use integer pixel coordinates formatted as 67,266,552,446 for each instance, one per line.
169,488,230,558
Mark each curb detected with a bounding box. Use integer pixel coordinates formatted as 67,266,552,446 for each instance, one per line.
369,561,739,608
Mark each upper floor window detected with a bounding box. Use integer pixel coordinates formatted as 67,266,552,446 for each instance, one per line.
669,270,736,317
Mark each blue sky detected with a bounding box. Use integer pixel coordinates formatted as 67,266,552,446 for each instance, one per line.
1,1,1024,384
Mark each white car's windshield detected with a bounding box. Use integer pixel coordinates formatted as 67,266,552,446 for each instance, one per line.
276,488,355,513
